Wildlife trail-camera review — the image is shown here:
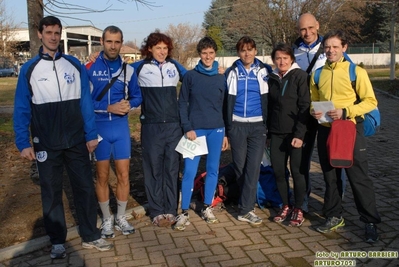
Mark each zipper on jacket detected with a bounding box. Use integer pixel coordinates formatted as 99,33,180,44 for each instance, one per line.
159,64,166,123
281,80,288,96
105,59,112,121
53,59,68,148
244,75,248,117
330,65,335,101
53,60,62,101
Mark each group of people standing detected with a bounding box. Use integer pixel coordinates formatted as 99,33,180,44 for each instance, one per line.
13,12,381,260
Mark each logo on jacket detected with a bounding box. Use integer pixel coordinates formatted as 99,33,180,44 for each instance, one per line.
36,151,48,162
92,70,108,77
238,72,246,79
262,74,269,82
64,73,75,84
166,69,176,78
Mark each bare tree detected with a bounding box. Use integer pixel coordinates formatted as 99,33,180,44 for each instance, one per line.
27,0,157,57
204,0,365,53
164,23,204,67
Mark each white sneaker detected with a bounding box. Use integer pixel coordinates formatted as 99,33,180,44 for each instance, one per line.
100,216,115,239
238,211,263,225
115,215,135,235
173,213,190,231
201,206,219,224
82,238,113,251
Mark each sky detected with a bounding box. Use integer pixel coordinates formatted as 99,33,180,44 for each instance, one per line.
4,0,213,45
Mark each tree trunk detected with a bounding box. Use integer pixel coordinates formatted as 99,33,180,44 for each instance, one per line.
27,0,43,58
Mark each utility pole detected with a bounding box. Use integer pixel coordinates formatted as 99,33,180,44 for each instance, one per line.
390,0,396,80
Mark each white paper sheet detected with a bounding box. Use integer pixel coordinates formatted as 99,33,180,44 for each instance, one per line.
312,101,335,123
175,135,208,159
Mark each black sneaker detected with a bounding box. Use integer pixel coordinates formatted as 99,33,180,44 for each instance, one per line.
316,216,345,233
365,223,379,243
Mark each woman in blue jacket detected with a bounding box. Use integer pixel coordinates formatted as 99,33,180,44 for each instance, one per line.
224,36,271,225
174,37,228,230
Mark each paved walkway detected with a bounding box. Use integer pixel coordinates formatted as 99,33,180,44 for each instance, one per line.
1,90,398,267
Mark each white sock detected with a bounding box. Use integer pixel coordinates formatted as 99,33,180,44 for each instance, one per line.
116,199,127,219
99,200,112,219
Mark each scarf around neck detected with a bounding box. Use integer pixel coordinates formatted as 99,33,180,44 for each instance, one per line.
194,60,219,76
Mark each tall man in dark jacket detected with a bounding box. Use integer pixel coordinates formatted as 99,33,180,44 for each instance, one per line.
13,16,113,259
293,13,349,212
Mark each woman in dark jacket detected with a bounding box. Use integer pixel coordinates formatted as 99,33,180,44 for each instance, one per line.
267,43,310,227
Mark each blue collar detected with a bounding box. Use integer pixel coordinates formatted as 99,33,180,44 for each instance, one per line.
298,35,323,49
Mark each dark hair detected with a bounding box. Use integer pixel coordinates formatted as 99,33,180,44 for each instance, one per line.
323,30,349,47
102,25,123,41
140,30,174,59
235,36,256,52
197,37,218,54
271,43,295,62
38,16,62,33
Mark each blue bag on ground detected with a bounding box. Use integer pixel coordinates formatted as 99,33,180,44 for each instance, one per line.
257,165,290,209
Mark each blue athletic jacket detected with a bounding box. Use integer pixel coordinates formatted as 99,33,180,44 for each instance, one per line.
85,52,142,122
225,58,271,133
131,58,186,124
13,47,97,151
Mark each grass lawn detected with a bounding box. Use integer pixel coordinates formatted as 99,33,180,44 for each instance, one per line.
0,77,17,106
366,68,399,79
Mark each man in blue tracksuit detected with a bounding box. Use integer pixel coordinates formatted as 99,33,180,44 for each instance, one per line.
13,16,112,259
131,31,187,227
85,25,142,239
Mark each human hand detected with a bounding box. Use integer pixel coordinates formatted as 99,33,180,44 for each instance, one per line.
107,100,131,115
88,51,100,63
311,109,323,120
218,66,226,75
327,109,344,121
221,137,229,151
21,147,35,161
185,130,197,141
291,138,303,148
86,139,98,153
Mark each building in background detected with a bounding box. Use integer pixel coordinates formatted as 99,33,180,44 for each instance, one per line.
120,45,141,63
6,25,103,63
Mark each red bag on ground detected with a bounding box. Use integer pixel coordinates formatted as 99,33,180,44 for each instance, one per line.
326,120,357,168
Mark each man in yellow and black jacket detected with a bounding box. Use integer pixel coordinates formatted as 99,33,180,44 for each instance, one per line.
310,29,381,243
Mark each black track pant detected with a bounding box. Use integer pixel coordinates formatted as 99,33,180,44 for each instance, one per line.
35,142,101,244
